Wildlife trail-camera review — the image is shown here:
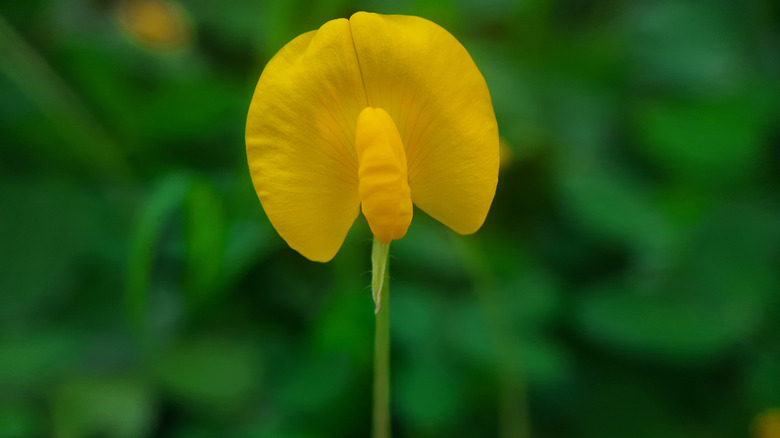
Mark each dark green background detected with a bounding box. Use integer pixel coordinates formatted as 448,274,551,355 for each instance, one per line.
1,0,779,437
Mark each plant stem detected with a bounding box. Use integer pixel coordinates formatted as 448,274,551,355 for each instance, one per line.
372,238,391,438
453,235,531,438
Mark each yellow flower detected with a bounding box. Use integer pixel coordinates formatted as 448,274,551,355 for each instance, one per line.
754,409,780,438
245,12,498,263
116,0,192,51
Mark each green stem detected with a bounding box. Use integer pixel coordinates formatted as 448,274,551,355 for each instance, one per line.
453,236,531,438
372,238,391,438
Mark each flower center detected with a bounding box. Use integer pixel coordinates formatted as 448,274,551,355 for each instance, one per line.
355,107,413,244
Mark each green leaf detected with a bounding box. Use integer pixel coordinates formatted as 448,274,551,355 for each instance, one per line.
396,357,466,431
0,17,132,180
626,1,745,94
276,353,352,416
154,338,260,413
561,165,671,250
125,173,193,339
0,331,82,393
393,218,464,279
185,180,225,308
52,377,155,438
0,404,42,438
636,97,768,184
0,179,101,327
220,219,279,289
574,202,779,362
126,174,231,338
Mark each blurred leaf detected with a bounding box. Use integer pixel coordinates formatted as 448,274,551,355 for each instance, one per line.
220,218,279,288
312,286,373,365
636,96,769,184
443,294,494,365
0,16,132,180
0,331,83,393
574,202,779,362
391,284,441,356
125,173,193,337
503,269,561,328
451,236,571,391
0,179,101,326
575,280,738,361
241,417,320,438
186,0,298,54
444,291,570,387
544,79,618,164
0,404,42,438
396,357,466,431
55,34,141,139
513,336,571,387
547,29,627,87
626,0,746,94
185,180,225,308
154,338,259,413
135,77,245,148
126,173,232,336
52,376,155,438
476,239,562,328
276,352,352,415
560,165,671,251
578,364,693,438
471,43,546,157
746,349,780,410
393,217,463,279
459,0,519,27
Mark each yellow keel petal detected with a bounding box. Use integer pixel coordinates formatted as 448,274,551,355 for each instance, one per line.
356,107,413,244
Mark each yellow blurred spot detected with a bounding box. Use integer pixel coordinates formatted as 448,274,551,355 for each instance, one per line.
116,0,191,51
754,409,780,438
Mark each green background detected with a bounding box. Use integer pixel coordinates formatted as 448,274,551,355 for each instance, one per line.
1,0,779,437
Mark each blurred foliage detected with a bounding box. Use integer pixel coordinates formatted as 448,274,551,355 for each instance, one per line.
0,0,779,437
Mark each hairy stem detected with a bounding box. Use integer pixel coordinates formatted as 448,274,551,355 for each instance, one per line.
372,237,391,438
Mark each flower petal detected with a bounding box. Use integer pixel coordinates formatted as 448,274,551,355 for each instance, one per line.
246,18,368,262
349,12,499,234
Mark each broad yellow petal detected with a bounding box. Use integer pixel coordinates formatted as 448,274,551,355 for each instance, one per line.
246,18,368,262
349,12,499,234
